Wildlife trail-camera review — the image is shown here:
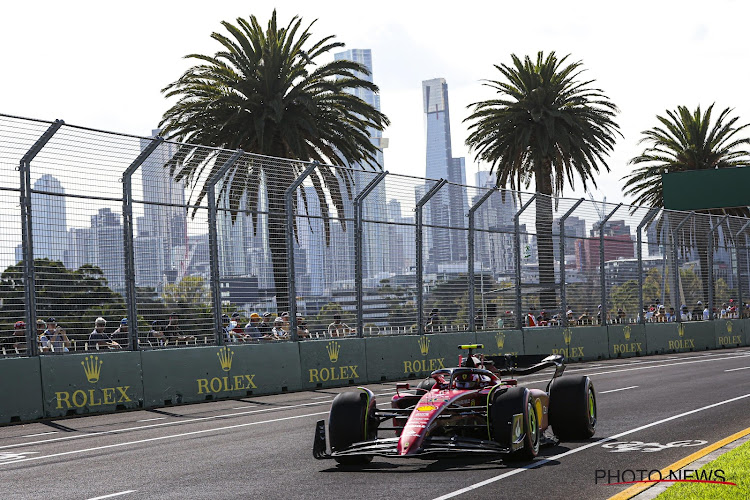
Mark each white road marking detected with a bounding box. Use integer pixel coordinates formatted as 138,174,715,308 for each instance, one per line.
232,405,257,409
86,490,136,500
725,366,750,372
136,417,166,422
311,395,332,400
599,386,638,394
0,412,330,466
20,431,57,438
432,392,750,499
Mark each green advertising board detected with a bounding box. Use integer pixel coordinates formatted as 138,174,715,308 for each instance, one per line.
644,322,714,354
474,330,524,357
523,326,608,361
715,319,745,348
228,342,303,395
607,324,647,358
40,351,144,418
298,337,367,390
0,357,43,423
365,332,476,382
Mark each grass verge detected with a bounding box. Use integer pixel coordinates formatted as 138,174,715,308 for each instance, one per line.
656,439,750,499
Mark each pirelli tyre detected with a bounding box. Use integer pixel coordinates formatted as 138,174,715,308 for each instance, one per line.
416,377,436,393
490,387,540,461
549,375,597,440
328,390,377,465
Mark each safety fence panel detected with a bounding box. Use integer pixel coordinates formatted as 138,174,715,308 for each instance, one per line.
298,337,367,390
475,330,524,357
644,322,714,354
40,351,144,418
229,343,303,394
365,331,476,382
0,357,43,423
523,326,608,361
715,319,745,348
606,324,647,358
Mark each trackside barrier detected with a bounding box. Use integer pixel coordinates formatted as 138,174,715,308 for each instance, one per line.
299,337,367,390
475,330,524,357
365,332,476,382
607,324,647,358
40,351,144,418
715,319,745,349
228,343,303,395
644,322,714,354
523,326,607,362
745,319,750,346
0,357,43,423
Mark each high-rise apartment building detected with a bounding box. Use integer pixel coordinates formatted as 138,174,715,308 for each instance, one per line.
32,174,67,263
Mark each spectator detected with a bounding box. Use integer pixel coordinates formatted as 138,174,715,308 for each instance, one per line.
258,312,274,337
280,312,290,334
692,301,703,321
164,312,196,345
526,308,538,327
578,310,590,325
538,310,550,326
566,310,574,324
617,308,627,324
149,320,166,346
112,318,129,348
88,317,121,349
11,320,27,353
35,319,48,352
680,305,690,322
45,318,71,353
654,305,666,323
703,305,710,321
272,317,288,339
38,327,52,353
244,313,263,339
427,308,440,332
720,303,728,319
297,316,310,340
645,306,655,322
230,312,246,340
596,305,602,325
667,307,676,322
328,314,353,337
221,314,239,343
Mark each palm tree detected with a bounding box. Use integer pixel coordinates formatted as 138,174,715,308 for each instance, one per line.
158,11,389,314
465,51,620,312
623,104,750,304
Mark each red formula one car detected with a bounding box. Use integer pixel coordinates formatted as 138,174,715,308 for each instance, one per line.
313,345,596,464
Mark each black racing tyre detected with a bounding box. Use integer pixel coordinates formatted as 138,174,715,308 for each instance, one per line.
490,387,540,461
328,391,376,465
549,375,596,440
416,377,436,393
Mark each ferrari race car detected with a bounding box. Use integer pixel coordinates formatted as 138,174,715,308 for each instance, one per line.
313,345,596,464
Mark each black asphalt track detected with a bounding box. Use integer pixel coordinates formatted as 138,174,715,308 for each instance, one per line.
1,347,750,499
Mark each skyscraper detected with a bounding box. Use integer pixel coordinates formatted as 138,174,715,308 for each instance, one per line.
422,78,468,267
32,174,67,263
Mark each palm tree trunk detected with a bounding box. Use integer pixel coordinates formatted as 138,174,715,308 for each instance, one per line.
535,160,557,312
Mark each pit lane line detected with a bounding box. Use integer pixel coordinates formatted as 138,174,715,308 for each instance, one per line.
2,352,747,451
432,392,750,500
0,410,331,467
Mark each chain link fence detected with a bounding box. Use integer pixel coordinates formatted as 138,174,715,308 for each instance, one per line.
2,113,750,356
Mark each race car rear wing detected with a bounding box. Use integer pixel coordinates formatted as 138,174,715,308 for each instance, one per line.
484,354,566,378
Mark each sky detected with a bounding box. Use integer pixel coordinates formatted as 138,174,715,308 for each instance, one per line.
1,0,749,204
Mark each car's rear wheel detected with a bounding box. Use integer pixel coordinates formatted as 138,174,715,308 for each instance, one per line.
328,391,376,465
549,375,596,440
490,387,540,461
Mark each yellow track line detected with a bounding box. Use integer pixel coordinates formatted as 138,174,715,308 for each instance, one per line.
608,426,750,499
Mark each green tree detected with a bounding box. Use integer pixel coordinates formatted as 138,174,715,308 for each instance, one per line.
312,302,345,333
610,279,639,317
623,104,750,304
465,51,620,310
160,276,213,336
159,11,389,313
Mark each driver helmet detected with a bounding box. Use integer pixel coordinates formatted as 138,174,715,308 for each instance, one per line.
455,372,481,389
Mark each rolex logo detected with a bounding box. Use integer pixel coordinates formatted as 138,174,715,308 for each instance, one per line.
495,332,506,349
727,321,733,334
326,341,341,363
563,328,572,345
678,323,685,337
623,325,631,340
217,346,233,372
81,355,102,384
418,335,430,356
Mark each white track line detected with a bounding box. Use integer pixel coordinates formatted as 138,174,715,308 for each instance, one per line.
20,431,57,438
86,491,136,500
0,412,330,466
232,405,257,409
432,392,750,500
599,386,638,394
725,366,750,372
136,417,166,423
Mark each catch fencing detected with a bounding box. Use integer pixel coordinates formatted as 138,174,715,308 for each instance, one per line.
2,113,749,356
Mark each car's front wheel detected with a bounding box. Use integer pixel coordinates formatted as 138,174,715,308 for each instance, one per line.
328,390,376,465
490,387,540,461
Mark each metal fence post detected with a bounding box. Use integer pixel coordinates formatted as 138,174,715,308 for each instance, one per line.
671,212,694,321
354,171,388,337
735,221,750,316
122,137,163,350
599,203,622,325
513,194,537,329
467,187,496,331
415,179,447,335
637,208,660,324
208,149,244,344
707,215,729,321
284,162,319,341
559,198,585,327
19,119,64,356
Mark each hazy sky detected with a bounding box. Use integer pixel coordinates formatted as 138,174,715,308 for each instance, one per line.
2,0,748,204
